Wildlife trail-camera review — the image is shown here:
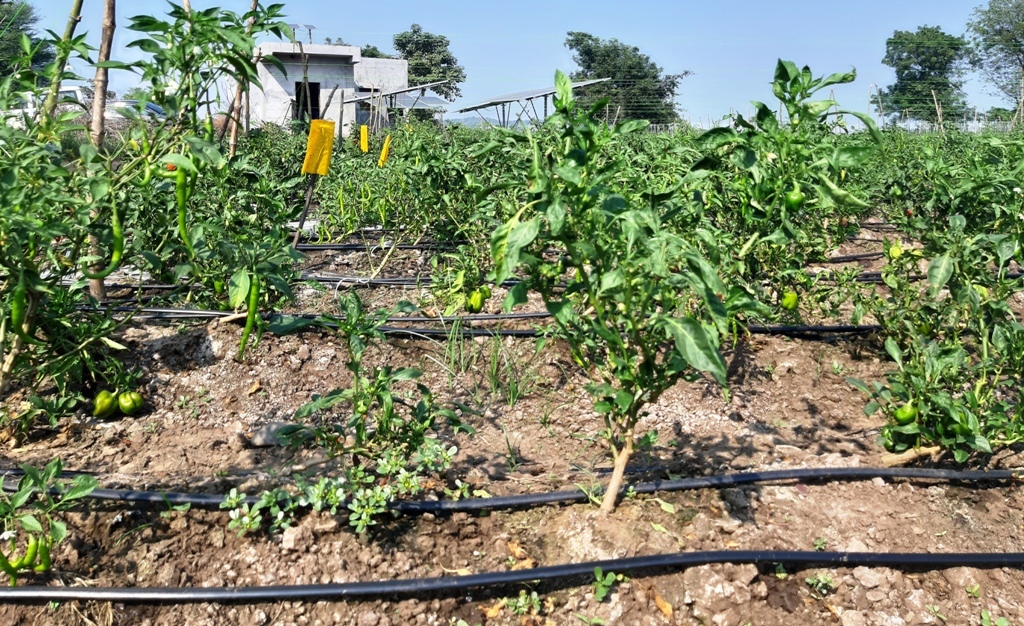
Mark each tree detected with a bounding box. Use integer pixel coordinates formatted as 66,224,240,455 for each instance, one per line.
968,0,1024,107
360,44,394,59
564,31,690,125
392,24,465,100
121,86,150,101
987,106,1017,120
0,2,55,78
879,26,971,123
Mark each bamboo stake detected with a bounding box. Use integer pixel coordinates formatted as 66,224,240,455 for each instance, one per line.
87,0,117,302
931,90,944,135
227,0,260,158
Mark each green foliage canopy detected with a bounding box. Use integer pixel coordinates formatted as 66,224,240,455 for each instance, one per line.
968,0,1024,107
0,2,55,79
564,31,690,125
879,25,972,123
393,24,465,101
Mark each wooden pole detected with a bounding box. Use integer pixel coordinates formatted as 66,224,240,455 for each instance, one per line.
88,0,117,302
299,41,312,121
227,0,260,158
872,85,886,125
931,90,944,134
292,175,317,246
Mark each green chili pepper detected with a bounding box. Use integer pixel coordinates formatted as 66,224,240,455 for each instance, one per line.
9,533,36,571
130,160,153,188
0,549,17,582
81,203,124,280
33,536,51,573
176,169,196,258
237,274,260,360
21,534,37,570
10,272,27,335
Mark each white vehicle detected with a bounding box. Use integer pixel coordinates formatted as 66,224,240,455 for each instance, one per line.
2,87,90,129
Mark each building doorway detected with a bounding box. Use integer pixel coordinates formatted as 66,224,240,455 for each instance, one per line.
294,82,321,120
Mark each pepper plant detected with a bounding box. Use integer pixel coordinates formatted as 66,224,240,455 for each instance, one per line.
0,459,96,586
851,216,1024,459
0,37,139,412
687,60,881,308
492,71,763,512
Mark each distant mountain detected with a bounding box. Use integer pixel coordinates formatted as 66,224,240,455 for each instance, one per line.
445,115,501,128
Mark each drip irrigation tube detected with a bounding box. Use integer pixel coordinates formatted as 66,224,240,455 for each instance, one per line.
97,306,551,325
0,550,1020,603
859,222,900,230
295,242,459,252
95,306,886,339
820,252,885,264
298,273,533,289
4,467,1017,512
91,306,888,339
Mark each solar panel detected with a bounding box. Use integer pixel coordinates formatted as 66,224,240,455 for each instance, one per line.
454,78,610,114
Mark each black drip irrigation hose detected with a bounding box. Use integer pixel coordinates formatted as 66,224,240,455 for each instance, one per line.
4,467,1017,512
295,242,460,252
298,273,534,289
97,306,551,325
859,222,901,231
0,550,1021,604
820,252,885,264
92,306,888,338
94,306,886,339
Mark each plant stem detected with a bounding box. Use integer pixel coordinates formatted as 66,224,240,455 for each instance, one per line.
600,423,634,512
42,0,85,120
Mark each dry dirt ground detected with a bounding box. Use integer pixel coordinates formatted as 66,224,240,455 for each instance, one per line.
3,230,1024,626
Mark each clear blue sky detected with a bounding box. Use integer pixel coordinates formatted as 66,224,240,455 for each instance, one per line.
34,0,1006,124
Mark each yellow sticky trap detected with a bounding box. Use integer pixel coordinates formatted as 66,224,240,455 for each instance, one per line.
359,125,369,153
377,134,392,167
302,120,336,175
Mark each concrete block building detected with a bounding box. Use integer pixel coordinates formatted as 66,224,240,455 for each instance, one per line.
247,42,410,137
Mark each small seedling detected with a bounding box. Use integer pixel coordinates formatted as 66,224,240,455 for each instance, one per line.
966,584,981,598
593,567,627,602
805,572,836,596
508,590,541,616
813,536,828,551
981,610,1009,626
160,494,191,519
775,563,788,580
925,605,947,622
575,615,607,626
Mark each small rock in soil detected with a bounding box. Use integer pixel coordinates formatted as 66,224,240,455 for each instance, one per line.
853,566,885,589
841,611,867,626
281,524,313,551
250,422,294,447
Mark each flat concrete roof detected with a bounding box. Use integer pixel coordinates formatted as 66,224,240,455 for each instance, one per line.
257,42,360,62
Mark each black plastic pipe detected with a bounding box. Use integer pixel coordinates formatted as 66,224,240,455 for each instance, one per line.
0,550,1020,603
820,252,885,264
296,242,458,252
4,467,1017,512
95,306,885,338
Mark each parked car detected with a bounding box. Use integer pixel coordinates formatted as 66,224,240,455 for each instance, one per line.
1,87,89,129
104,100,167,122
